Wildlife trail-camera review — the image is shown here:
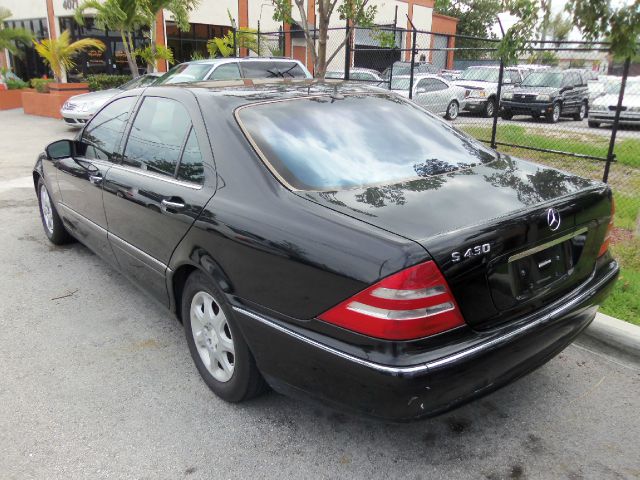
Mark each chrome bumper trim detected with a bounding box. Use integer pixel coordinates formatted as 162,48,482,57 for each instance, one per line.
233,261,618,376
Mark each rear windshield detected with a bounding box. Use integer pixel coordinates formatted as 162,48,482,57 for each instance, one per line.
241,61,307,79
155,63,212,85
237,94,496,191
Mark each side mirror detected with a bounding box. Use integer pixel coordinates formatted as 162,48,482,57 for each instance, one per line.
45,139,74,160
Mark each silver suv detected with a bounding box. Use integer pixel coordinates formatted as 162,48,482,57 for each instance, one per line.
156,57,312,85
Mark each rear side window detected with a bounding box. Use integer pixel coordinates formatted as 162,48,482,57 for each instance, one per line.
123,97,191,176
82,96,137,162
177,129,204,183
240,61,307,79
209,63,241,80
237,95,496,191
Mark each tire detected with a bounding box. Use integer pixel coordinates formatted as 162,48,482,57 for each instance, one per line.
588,120,600,129
546,102,561,123
573,101,587,121
501,110,513,120
37,177,72,245
444,100,459,120
483,98,496,118
182,270,267,402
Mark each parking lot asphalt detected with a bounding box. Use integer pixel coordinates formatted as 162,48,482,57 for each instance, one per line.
1,109,639,480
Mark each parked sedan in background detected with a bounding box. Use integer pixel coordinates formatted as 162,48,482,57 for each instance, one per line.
325,68,384,85
391,74,466,119
35,79,617,421
60,73,160,128
155,57,312,85
382,61,439,80
589,79,640,128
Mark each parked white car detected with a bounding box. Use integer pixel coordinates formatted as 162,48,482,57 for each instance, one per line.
391,74,467,120
588,79,640,128
60,73,160,128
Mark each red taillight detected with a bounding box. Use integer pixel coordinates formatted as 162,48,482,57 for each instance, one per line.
318,261,465,340
598,198,615,257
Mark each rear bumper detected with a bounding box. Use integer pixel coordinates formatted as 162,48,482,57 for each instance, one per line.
233,260,618,421
234,261,619,421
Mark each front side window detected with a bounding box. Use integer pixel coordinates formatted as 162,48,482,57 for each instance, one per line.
241,61,307,79
237,94,496,191
82,96,137,161
123,97,192,176
209,63,241,81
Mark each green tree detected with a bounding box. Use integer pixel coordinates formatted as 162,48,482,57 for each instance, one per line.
207,28,260,57
0,8,33,58
496,0,541,66
566,0,640,59
75,0,143,77
528,50,559,65
271,0,377,78
33,30,105,82
139,0,200,72
548,12,572,46
434,0,502,59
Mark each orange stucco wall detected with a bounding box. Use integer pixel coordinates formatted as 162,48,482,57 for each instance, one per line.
431,13,458,69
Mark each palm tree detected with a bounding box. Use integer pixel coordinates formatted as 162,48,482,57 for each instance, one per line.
141,0,200,72
0,7,33,58
75,0,142,77
33,30,105,83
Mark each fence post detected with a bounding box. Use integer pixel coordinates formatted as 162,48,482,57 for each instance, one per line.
257,21,260,56
490,59,504,150
603,56,631,184
408,27,417,99
344,19,351,80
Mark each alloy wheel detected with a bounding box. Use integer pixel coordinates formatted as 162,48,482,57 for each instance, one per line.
579,103,586,120
40,185,54,234
448,102,458,120
190,291,235,383
553,104,560,122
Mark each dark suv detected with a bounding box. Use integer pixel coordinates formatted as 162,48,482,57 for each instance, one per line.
500,70,589,123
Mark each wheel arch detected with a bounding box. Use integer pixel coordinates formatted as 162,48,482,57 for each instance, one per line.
168,251,235,323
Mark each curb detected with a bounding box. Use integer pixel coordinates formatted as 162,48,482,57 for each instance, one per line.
576,312,640,363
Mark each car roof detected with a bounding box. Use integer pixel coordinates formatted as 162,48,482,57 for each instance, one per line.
394,74,445,81
146,79,387,110
179,57,304,66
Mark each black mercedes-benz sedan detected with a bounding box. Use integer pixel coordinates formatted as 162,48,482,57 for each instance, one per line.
34,79,618,421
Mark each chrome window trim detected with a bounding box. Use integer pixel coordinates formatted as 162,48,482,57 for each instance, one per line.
232,261,617,376
508,227,588,263
108,163,203,190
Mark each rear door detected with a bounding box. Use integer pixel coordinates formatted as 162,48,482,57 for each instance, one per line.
54,96,137,261
102,90,216,305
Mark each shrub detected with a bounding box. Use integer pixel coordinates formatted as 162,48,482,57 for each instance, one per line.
86,74,132,91
30,78,54,93
6,78,28,89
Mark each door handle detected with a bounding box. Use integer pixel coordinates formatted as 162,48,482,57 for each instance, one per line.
161,198,185,210
89,174,102,185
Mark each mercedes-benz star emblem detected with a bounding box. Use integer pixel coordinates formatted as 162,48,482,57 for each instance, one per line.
546,208,561,231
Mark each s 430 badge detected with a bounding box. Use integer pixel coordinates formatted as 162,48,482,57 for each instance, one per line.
451,243,491,263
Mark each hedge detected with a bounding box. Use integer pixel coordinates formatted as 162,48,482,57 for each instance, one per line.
6,78,29,90
86,74,132,91
29,78,54,93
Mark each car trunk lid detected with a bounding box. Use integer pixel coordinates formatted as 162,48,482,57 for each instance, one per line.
298,156,611,330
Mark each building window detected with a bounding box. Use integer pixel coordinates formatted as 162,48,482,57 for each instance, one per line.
166,22,232,63
3,18,49,80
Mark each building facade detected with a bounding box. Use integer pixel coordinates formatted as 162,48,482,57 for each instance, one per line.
1,0,457,79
